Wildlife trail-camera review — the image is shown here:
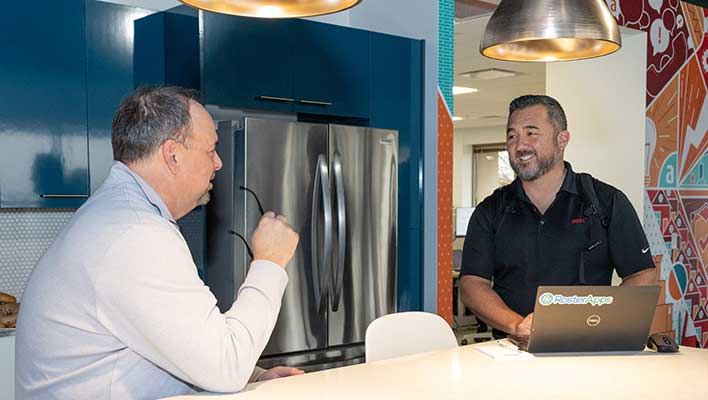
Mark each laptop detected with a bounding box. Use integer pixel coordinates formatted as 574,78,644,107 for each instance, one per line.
511,285,660,353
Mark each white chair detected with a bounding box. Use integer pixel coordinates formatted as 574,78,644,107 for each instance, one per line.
365,311,458,362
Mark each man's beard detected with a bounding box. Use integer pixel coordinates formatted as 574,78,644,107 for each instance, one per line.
197,191,211,206
198,175,215,206
511,146,561,181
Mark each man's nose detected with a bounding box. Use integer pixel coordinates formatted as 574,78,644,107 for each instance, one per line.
214,152,223,171
515,135,533,150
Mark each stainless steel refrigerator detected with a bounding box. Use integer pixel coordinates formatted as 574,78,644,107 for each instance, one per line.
207,118,397,369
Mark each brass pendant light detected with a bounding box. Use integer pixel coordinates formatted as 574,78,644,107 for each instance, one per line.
480,0,621,62
179,0,362,18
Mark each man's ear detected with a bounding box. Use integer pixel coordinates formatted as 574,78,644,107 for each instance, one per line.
162,139,180,174
557,130,570,151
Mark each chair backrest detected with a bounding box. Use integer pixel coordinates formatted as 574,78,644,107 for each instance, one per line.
365,311,458,362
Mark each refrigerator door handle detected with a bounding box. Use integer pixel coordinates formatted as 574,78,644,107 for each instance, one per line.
331,153,346,312
311,154,332,316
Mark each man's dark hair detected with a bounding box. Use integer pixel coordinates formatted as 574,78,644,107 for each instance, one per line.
111,86,200,164
509,94,567,133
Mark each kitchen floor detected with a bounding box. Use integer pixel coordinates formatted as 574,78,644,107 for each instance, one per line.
452,314,493,346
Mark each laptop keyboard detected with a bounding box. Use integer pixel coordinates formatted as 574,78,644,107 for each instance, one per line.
507,335,529,352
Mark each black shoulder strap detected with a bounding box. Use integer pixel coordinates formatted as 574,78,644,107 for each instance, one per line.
577,172,609,228
492,185,520,234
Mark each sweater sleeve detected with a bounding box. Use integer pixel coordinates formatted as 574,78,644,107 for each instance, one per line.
95,222,288,393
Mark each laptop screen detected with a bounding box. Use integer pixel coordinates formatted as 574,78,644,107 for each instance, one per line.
525,285,661,353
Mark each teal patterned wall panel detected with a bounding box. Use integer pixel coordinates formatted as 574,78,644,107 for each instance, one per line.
438,0,454,112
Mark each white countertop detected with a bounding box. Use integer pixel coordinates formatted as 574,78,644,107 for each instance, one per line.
166,341,708,400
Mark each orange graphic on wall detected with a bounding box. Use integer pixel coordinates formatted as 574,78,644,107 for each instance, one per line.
647,76,679,187
682,2,705,50
678,55,708,181
437,91,453,325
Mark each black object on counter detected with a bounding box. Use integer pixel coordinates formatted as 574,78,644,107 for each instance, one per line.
647,333,680,353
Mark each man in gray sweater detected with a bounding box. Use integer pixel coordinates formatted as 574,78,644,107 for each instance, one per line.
16,86,302,399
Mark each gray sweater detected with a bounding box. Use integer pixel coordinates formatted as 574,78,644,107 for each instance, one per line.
16,162,286,399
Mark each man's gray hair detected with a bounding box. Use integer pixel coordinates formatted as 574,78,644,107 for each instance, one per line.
112,86,199,164
509,94,567,133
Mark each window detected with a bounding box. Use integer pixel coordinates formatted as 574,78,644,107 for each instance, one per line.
471,144,514,206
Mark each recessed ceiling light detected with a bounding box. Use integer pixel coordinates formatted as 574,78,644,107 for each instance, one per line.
453,116,464,121
453,86,479,95
459,68,518,80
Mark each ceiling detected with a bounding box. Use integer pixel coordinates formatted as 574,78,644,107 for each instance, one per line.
453,1,545,130
454,0,498,21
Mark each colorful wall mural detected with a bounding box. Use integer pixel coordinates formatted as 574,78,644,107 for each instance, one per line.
610,0,708,347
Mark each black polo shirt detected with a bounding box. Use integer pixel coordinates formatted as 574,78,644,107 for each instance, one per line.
460,162,654,323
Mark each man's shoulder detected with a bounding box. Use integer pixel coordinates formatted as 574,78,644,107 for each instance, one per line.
62,187,178,256
579,174,619,193
475,182,516,217
81,181,164,221
576,173,624,206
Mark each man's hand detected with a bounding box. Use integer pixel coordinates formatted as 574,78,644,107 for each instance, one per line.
251,211,299,268
257,366,305,381
514,313,533,337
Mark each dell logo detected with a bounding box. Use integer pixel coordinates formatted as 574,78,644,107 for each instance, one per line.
587,315,601,327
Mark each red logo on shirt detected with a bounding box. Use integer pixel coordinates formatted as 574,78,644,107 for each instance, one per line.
571,218,586,224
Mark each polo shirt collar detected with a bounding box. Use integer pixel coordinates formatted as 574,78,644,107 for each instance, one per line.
113,161,176,223
559,161,579,195
510,161,579,199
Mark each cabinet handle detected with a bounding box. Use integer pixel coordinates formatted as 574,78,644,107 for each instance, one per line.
40,194,89,198
257,95,295,102
299,99,333,106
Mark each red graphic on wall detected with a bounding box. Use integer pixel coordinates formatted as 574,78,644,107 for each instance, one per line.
609,0,694,104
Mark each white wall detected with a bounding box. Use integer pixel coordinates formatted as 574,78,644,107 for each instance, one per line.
326,0,440,312
546,28,648,214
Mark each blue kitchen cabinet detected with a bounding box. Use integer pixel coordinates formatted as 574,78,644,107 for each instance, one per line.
201,15,369,118
369,32,424,311
0,0,89,208
134,10,200,91
202,13,295,113
86,1,153,193
293,20,370,118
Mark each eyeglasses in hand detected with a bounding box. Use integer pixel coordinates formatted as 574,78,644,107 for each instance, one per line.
227,185,266,260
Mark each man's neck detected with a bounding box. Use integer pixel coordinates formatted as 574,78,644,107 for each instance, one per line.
521,161,566,215
125,159,183,219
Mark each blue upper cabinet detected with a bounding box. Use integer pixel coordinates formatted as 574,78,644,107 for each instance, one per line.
0,0,89,208
87,1,153,193
134,10,200,91
202,13,295,113
201,15,370,118
293,20,370,118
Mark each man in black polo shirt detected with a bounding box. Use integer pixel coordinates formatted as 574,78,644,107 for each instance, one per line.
459,94,656,339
